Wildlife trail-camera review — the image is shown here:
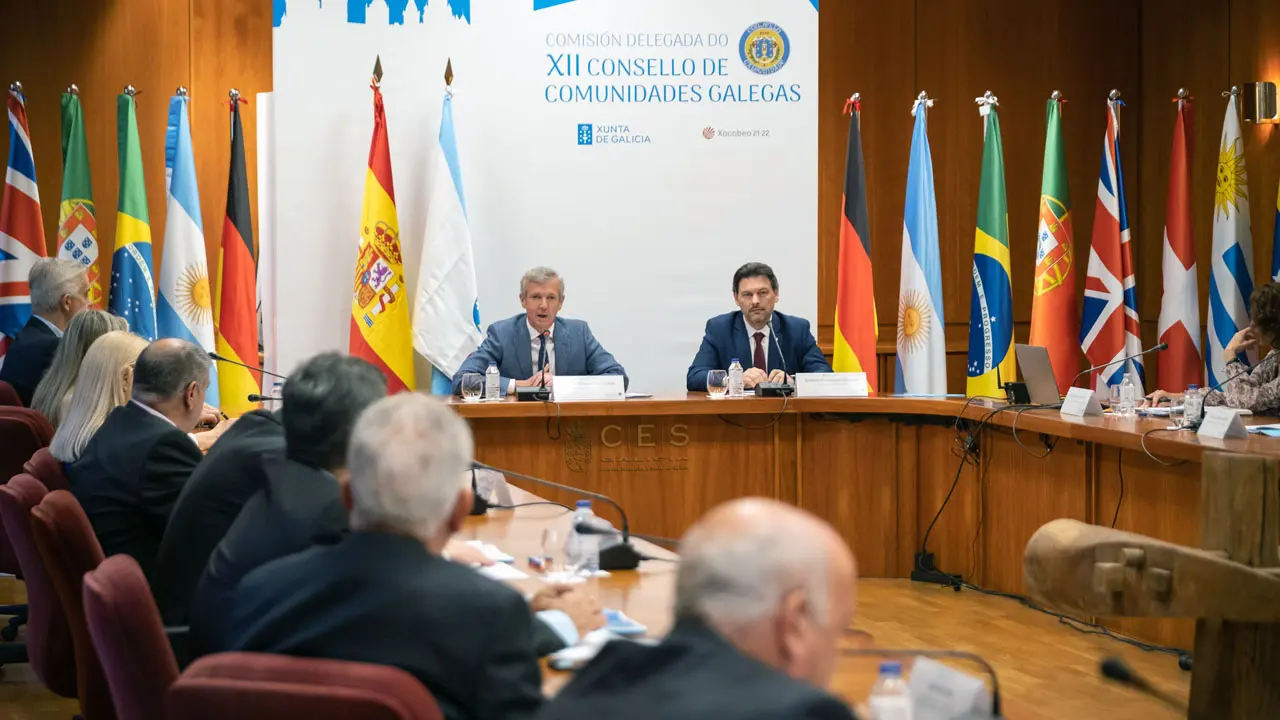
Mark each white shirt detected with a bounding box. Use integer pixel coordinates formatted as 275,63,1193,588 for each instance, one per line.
745,319,771,371
131,400,201,447
507,321,556,394
33,314,64,338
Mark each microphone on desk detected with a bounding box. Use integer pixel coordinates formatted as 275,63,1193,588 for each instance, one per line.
1099,657,1186,712
468,466,493,516
471,461,643,570
571,521,680,549
246,394,282,403
841,647,1002,718
1070,343,1168,391
758,314,795,397
516,332,553,402
208,351,288,381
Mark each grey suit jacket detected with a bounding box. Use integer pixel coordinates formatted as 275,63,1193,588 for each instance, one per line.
451,314,626,393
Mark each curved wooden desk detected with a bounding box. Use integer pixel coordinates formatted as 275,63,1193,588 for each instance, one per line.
453,393,1274,649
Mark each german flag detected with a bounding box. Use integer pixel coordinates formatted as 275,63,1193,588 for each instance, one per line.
832,95,877,388
213,93,260,416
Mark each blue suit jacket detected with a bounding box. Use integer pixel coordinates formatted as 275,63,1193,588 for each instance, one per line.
687,311,831,391
452,314,627,394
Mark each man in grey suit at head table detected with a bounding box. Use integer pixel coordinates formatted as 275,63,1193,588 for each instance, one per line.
451,266,627,394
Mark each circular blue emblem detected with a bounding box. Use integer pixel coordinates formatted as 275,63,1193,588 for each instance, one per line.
739,22,790,75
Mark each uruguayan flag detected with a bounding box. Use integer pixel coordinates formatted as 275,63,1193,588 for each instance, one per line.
158,93,219,404
894,97,947,394
412,91,483,394
1206,92,1255,387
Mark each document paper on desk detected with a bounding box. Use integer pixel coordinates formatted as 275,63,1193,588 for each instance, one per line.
1247,423,1280,437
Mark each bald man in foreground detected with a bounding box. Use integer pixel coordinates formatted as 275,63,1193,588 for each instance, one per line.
535,498,860,720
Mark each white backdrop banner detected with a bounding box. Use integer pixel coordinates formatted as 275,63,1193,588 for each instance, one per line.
271,0,818,392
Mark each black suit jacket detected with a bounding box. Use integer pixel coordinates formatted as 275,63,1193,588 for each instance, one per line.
0,316,60,406
192,454,568,659
152,410,285,624
68,401,203,578
535,615,859,720
223,531,545,720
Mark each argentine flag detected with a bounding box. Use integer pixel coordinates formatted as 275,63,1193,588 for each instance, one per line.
412,91,483,394
895,97,947,394
158,93,219,404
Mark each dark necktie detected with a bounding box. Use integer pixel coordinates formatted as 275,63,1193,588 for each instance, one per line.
537,333,548,377
753,331,767,371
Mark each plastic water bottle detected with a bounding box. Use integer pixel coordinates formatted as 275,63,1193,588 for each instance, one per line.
485,363,501,401
1183,384,1203,427
728,358,744,398
867,661,913,720
564,500,600,574
1118,376,1137,417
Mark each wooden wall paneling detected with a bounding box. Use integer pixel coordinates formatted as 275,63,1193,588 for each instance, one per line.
979,428,1090,594
894,420,919,577
797,416,901,578
191,0,273,297
1230,0,1280,288
1093,446,1201,649
816,0,915,355
914,423,978,581
1137,0,1230,388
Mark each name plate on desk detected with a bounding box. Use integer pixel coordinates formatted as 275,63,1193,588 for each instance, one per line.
552,376,625,402
1060,387,1103,417
1197,407,1248,440
795,372,868,398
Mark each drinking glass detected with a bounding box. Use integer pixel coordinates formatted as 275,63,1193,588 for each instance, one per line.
1109,384,1121,410
707,369,728,399
460,373,483,403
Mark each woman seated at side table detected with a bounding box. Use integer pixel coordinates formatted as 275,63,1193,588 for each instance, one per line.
1146,283,1280,415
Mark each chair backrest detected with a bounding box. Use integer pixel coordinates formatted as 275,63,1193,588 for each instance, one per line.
84,554,179,720
0,474,76,699
25,447,71,492
0,379,20,407
168,652,444,720
0,408,55,576
32,490,115,720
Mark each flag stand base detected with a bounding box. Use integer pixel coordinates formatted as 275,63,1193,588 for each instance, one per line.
911,551,962,589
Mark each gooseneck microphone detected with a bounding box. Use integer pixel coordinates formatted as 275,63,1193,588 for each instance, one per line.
208,351,288,381
246,394,282,403
757,314,794,397
1070,342,1168,390
841,647,1002,717
472,461,642,570
1099,657,1186,712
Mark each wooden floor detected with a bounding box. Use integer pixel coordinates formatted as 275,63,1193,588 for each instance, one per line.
0,576,1188,719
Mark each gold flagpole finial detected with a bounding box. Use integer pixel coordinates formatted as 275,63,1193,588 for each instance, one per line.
445,58,454,87
373,55,384,86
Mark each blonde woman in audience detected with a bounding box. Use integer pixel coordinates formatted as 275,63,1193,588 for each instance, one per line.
31,309,128,428
51,331,149,464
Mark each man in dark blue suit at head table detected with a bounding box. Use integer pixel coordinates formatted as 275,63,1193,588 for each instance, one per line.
687,262,832,392
451,266,627,395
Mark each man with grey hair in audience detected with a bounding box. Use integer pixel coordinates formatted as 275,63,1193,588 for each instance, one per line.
535,498,860,720
450,265,627,395
0,257,91,406
70,338,230,578
223,393,546,720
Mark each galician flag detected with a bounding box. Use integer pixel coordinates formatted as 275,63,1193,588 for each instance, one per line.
1080,93,1143,395
108,90,157,340
1029,94,1079,394
895,94,946,395
412,84,483,395
966,94,1013,398
1206,90,1255,387
159,92,218,405
57,88,102,308
0,83,46,365
832,94,877,389
1156,93,1202,392
351,61,414,392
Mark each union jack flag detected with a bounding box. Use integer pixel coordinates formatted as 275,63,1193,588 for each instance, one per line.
1080,94,1144,395
0,84,47,366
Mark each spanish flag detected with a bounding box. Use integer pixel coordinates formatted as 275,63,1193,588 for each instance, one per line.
350,63,414,392
832,95,877,388
214,94,260,416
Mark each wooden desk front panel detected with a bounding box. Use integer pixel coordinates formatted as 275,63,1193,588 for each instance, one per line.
467,413,793,540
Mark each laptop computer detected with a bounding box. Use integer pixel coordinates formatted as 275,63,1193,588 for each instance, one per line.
1014,344,1063,406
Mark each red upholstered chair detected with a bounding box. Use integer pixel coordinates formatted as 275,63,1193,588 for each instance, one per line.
0,380,20,407
25,447,71,492
83,554,179,720
0,475,75,695
32,490,115,720
0,408,52,646
168,653,444,720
